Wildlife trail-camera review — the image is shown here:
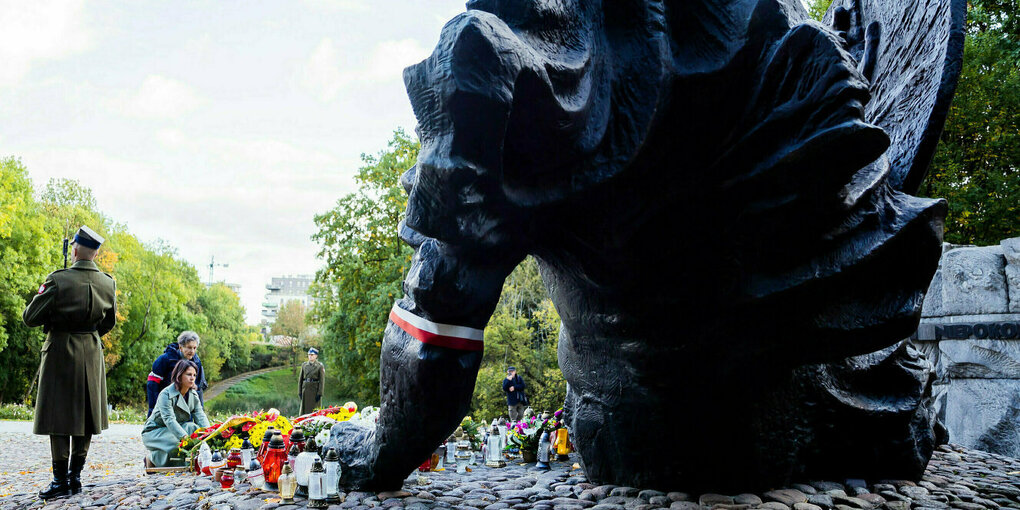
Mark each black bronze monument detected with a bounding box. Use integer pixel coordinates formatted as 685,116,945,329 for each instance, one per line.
326,0,966,491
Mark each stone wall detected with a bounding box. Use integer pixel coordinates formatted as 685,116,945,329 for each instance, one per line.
913,237,1020,457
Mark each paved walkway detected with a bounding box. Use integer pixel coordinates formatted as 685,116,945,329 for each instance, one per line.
0,421,145,499
203,365,293,401
2,444,1020,509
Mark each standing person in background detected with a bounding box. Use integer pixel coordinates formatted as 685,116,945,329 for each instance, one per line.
146,331,207,417
503,366,527,422
23,226,117,500
299,348,325,415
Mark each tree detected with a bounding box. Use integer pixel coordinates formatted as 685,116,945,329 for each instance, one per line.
310,130,417,404
0,157,61,402
470,258,564,422
919,0,1020,245
273,300,307,369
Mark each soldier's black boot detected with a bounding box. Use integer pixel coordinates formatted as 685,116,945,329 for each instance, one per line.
68,456,86,495
39,462,70,500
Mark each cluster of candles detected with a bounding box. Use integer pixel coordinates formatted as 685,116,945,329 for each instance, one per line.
194,426,341,507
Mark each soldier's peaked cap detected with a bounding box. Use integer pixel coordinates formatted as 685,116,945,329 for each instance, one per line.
73,225,104,249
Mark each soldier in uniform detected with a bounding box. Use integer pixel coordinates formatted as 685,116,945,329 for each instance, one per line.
299,348,325,415
23,226,117,500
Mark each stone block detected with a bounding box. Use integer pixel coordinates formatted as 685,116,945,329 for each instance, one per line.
938,339,1020,378
1004,238,1020,312
940,247,1008,315
943,378,1020,457
921,268,945,317
1001,237,1020,266
1006,265,1020,313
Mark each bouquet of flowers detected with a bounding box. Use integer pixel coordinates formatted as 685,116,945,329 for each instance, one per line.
506,408,564,456
178,408,293,460
460,416,483,450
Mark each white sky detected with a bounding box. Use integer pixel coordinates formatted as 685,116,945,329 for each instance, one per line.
0,0,465,324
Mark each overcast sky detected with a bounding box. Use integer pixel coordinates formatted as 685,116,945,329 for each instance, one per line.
1,0,465,324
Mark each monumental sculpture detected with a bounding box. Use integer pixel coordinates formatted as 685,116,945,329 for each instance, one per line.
325,0,966,491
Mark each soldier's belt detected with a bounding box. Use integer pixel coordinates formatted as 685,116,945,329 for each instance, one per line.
303,378,319,383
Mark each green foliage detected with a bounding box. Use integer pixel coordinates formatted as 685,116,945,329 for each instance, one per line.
920,0,1020,245
807,0,833,21
0,158,60,402
205,367,350,417
471,258,564,423
310,130,566,416
0,159,275,406
310,130,417,405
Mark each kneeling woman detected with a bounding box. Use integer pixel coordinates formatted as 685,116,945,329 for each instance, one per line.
142,360,210,467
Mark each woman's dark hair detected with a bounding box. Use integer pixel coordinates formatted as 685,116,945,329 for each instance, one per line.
170,360,199,393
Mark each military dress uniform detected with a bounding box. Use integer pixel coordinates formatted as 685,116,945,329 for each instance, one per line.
22,226,116,500
299,348,325,415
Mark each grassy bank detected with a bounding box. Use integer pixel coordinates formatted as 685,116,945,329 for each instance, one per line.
0,403,150,424
204,367,351,417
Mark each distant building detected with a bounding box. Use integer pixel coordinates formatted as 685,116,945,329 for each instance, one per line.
262,274,315,324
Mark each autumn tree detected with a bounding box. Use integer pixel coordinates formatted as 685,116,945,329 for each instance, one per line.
310,130,417,404
920,0,1020,244
273,300,308,369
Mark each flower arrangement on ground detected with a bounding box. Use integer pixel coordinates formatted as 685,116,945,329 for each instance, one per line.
506,408,564,456
177,408,293,464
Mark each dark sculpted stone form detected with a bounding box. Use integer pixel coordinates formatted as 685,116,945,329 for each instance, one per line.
325,0,966,492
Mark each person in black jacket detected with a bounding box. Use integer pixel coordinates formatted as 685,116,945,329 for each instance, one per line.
502,366,527,422
146,331,208,417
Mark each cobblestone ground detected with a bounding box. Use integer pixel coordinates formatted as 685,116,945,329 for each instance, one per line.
0,422,146,500
2,437,1020,510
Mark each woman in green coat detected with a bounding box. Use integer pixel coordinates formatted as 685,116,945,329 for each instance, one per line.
142,360,210,467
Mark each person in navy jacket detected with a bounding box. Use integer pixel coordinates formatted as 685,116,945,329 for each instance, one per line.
146,331,208,417
502,366,528,422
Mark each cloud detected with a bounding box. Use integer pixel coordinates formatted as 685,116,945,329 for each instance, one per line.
297,38,347,102
114,75,204,119
303,0,369,11
296,37,431,102
0,0,91,87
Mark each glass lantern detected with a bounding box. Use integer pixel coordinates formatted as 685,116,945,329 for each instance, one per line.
240,438,256,467
198,442,213,475
288,444,300,471
279,463,297,503
294,437,320,497
307,458,328,509
323,448,341,503
289,427,307,454
257,427,277,464
536,430,551,469
227,448,243,469
219,468,234,489
262,433,287,491
209,450,227,474
246,458,264,490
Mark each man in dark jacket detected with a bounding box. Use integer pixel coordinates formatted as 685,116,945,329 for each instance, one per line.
146,331,207,416
502,366,527,422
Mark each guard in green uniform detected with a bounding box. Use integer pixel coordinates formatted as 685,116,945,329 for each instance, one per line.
23,226,117,500
299,348,325,415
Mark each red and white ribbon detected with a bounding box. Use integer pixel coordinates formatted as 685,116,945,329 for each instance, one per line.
389,305,484,351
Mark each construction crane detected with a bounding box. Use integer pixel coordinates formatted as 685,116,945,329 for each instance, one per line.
208,255,228,285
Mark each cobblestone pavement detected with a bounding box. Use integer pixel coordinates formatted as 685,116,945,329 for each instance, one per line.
0,421,145,500
2,440,1020,510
